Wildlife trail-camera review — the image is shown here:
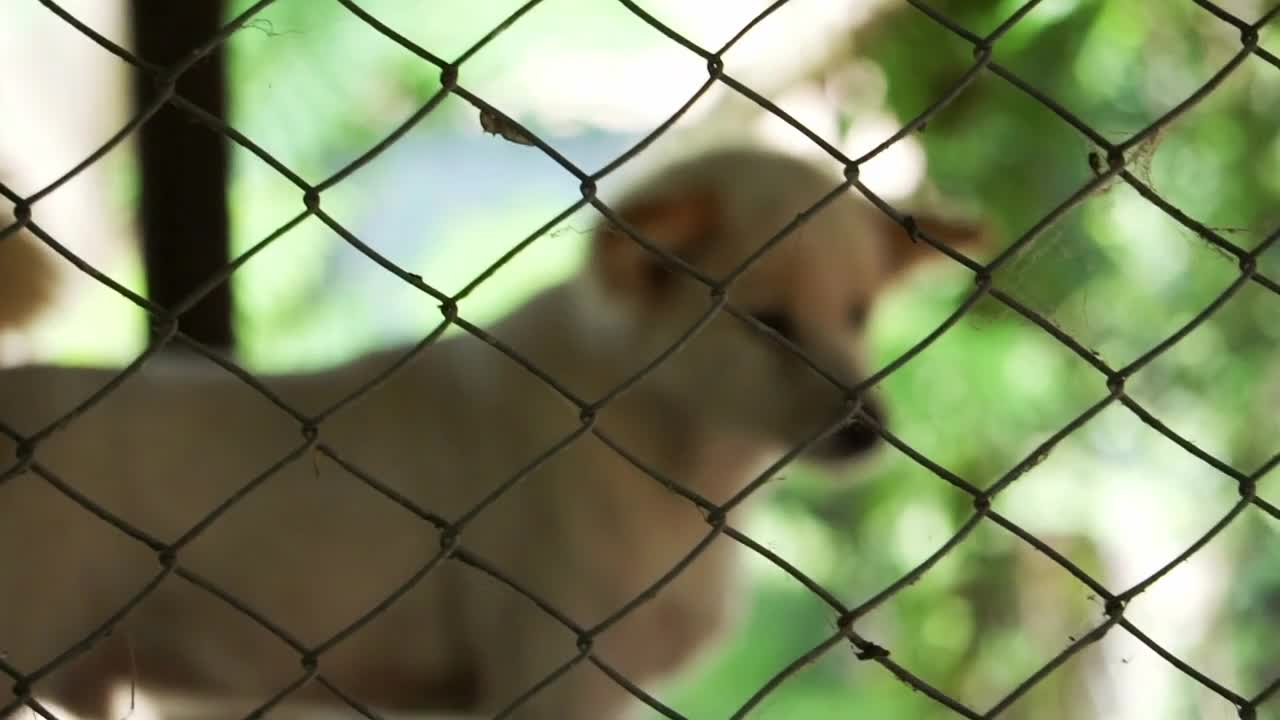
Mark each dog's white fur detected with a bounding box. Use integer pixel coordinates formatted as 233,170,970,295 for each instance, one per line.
0,149,982,719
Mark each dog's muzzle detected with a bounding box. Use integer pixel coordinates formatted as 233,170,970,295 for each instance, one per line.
809,397,884,461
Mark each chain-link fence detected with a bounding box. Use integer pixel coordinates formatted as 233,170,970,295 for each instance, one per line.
2,1,1279,718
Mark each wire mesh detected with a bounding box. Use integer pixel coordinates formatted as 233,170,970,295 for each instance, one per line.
1,0,1278,718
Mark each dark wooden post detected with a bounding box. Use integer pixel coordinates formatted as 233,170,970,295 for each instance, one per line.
131,0,234,349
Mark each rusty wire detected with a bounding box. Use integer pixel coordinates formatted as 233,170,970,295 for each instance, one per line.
2,0,1279,718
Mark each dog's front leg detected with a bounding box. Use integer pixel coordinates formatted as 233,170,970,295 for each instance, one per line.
489,655,640,720
479,606,646,720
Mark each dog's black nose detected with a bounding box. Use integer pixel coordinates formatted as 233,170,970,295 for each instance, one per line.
810,399,884,461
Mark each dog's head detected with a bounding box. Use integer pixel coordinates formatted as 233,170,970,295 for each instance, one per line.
582,149,986,465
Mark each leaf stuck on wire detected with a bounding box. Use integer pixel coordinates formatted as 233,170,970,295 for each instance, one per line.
479,109,535,146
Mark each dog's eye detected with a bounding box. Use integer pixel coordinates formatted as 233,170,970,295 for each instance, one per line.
751,311,796,342
849,304,870,328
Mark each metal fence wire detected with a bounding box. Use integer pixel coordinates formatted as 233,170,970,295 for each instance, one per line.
2,1,1280,719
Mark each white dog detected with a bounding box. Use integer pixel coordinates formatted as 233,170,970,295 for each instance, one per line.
0,148,983,719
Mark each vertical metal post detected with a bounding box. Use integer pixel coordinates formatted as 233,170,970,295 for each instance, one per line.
131,0,233,349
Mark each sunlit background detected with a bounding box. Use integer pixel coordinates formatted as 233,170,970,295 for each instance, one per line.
3,1,1279,718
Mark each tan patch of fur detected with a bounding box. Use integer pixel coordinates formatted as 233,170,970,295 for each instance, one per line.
0,228,58,332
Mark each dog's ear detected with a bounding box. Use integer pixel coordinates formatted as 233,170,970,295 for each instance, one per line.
591,190,720,300
878,212,989,278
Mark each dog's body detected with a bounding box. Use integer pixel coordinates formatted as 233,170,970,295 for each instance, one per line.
0,149,981,719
